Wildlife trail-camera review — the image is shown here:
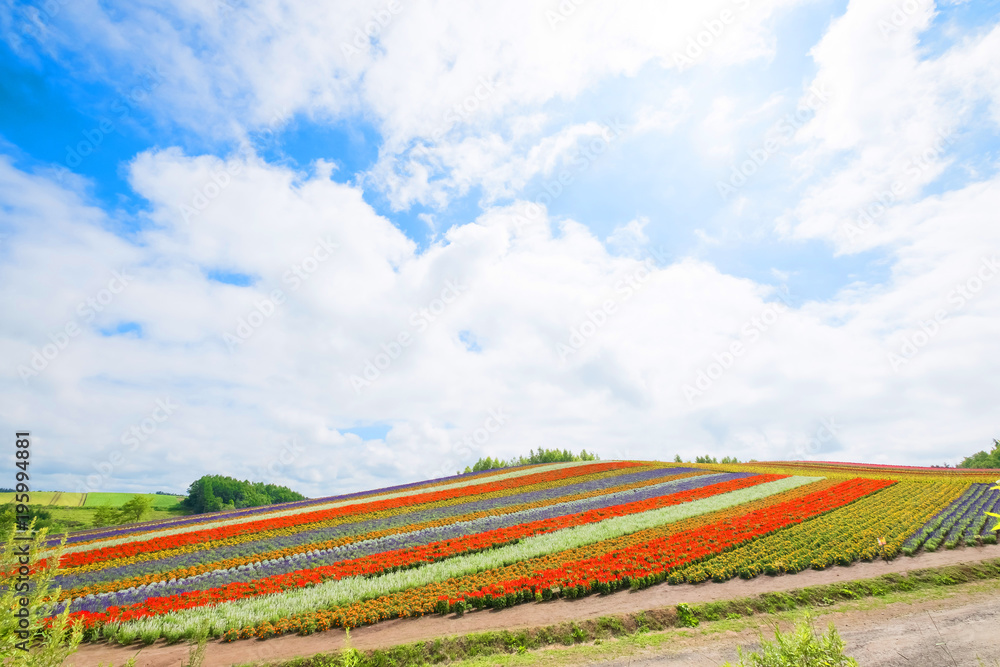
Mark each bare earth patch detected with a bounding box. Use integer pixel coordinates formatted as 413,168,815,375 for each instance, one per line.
66,543,1000,667
589,585,1000,666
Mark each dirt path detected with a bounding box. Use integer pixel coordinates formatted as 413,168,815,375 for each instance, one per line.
66,544,1000,667
589,586,1000,666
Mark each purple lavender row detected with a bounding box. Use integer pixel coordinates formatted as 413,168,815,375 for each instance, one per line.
939,486,992,543
57,467,706,590
56,466,698,589
60,471,750,615
901,484,988,554
56,466,701,588
977,487,1000,537
45,465,546,547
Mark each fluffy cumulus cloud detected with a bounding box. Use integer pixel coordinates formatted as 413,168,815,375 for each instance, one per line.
1,0,998,496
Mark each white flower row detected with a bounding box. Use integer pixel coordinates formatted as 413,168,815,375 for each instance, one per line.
103,475,820,642
54,461,613,558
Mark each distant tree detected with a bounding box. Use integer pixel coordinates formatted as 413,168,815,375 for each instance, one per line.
91,505,120,528
180,475,306,514
720,456,740,464
958,439,1000,469
695,455,719,464
118,495,153,523
464,448,602,473
673,455,682,463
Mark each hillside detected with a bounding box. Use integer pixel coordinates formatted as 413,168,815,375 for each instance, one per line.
18,458,995,653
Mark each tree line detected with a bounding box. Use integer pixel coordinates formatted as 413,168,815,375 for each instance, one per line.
958,439,1000,469
180,474,306,513
462,448,599,473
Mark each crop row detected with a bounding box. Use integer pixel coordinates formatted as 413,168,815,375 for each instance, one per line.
222,477,878,641
86,476,822,642
57,469,719,598
57,461,649,570
61,473,780,620
902,483,1000,554
673,480,964,582
52,461,602,551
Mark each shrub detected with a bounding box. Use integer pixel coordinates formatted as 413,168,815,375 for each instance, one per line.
725,613,858,666
676,603,699,628
1,521,84,666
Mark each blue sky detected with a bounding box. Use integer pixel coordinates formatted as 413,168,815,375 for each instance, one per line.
1,0,999,495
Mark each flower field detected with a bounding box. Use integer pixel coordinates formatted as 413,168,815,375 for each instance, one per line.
23,460,1000,645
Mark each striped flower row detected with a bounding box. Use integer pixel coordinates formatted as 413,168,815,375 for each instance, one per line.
87,476,820,641
57,468,711,597
60,472,762,615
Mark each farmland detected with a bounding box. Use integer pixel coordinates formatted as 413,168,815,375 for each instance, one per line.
0,491,183,509
22,460,1000,649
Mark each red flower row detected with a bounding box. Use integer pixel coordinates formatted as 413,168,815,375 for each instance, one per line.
59,461,644,569
63,473,783,626
467,478,894,601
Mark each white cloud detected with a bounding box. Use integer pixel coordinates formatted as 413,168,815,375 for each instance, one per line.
3,147,1000,495
781,1,1000,247
3,1,1000,497
28,0,807,208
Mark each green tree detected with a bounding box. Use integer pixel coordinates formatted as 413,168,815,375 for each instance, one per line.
958,439,1000,469
180,475,306,514
117,495,152,523
465,448,603,472
1,521,84,665
90,505,120,528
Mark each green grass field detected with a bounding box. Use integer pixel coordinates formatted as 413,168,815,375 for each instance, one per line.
82,492,184,508
1,491,184,509
0,491,87,506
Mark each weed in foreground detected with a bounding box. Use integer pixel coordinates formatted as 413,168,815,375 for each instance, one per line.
724,613,858,667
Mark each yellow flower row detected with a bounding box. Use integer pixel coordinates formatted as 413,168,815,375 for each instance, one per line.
58,465,675,581
677,480,967,582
